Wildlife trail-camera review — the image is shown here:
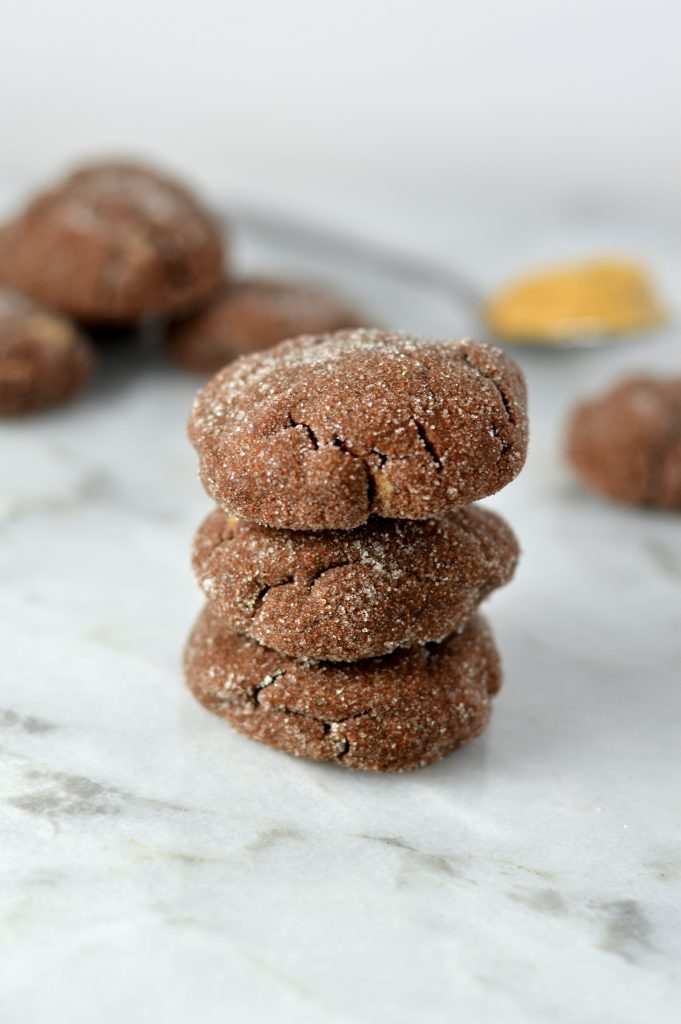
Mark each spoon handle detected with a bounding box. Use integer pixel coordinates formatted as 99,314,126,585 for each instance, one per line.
229,203,484,314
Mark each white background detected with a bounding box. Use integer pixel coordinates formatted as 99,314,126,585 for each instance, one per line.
1,0,680,210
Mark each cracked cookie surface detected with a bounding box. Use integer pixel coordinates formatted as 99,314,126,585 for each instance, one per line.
192,505,518,660
567,375,681,509
166,277,364,372
0,162,224,324
184,606,501,772
0,287,94,415
188,329,528,530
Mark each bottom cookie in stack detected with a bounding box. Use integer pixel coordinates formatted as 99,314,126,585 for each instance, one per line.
184,606,501,773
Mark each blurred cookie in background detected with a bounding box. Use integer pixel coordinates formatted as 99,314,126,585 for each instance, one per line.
165,277,365,373
0,287,94,415
566,374,681,509
0,161,225,325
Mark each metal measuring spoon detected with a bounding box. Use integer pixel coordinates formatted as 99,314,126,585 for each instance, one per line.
230,205,665,350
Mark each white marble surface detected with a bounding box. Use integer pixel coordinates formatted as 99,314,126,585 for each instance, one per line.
1,199,681,1024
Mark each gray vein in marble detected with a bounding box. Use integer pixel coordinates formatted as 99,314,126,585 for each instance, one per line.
358,833,460,880
506,887,658,965
0,466,116,525
596,899,655,964
3,751,188,820
8,770,128,818
507,887,568,915
246,827,305,855
357,834,562,889
0,708,56,734
643,538,681,581
644,854,681,883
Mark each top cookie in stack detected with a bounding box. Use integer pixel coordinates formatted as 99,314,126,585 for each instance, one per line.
189,328,528,531
185,329,528,772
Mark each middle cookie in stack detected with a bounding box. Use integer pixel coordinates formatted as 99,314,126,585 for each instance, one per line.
192,507,519,662
185,328,528,771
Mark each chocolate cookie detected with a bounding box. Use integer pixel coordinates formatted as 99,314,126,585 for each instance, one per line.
166,278,364,372
566,375,681,509
192,505,518,660
0,162,224,324
184,606,501,772
188,329,528,530
0,287,94,415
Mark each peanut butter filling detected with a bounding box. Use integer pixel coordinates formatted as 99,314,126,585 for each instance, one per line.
486,258,664,344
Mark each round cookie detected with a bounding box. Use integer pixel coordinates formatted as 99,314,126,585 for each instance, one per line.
188,329,528,530
0,287,94,415
184,606,501,772
192,505,518,661
166,278,364,372
0,162,224,324
566,375,681,509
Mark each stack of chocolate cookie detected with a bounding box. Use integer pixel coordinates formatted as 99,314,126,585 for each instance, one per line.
185,329,528,772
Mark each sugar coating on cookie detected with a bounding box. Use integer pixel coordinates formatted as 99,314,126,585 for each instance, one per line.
0,162,225,323
567,375,681,509
166,278,364,372
192,505,518,660
184,606,501,772
0,287,94,415
188,329,528,530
